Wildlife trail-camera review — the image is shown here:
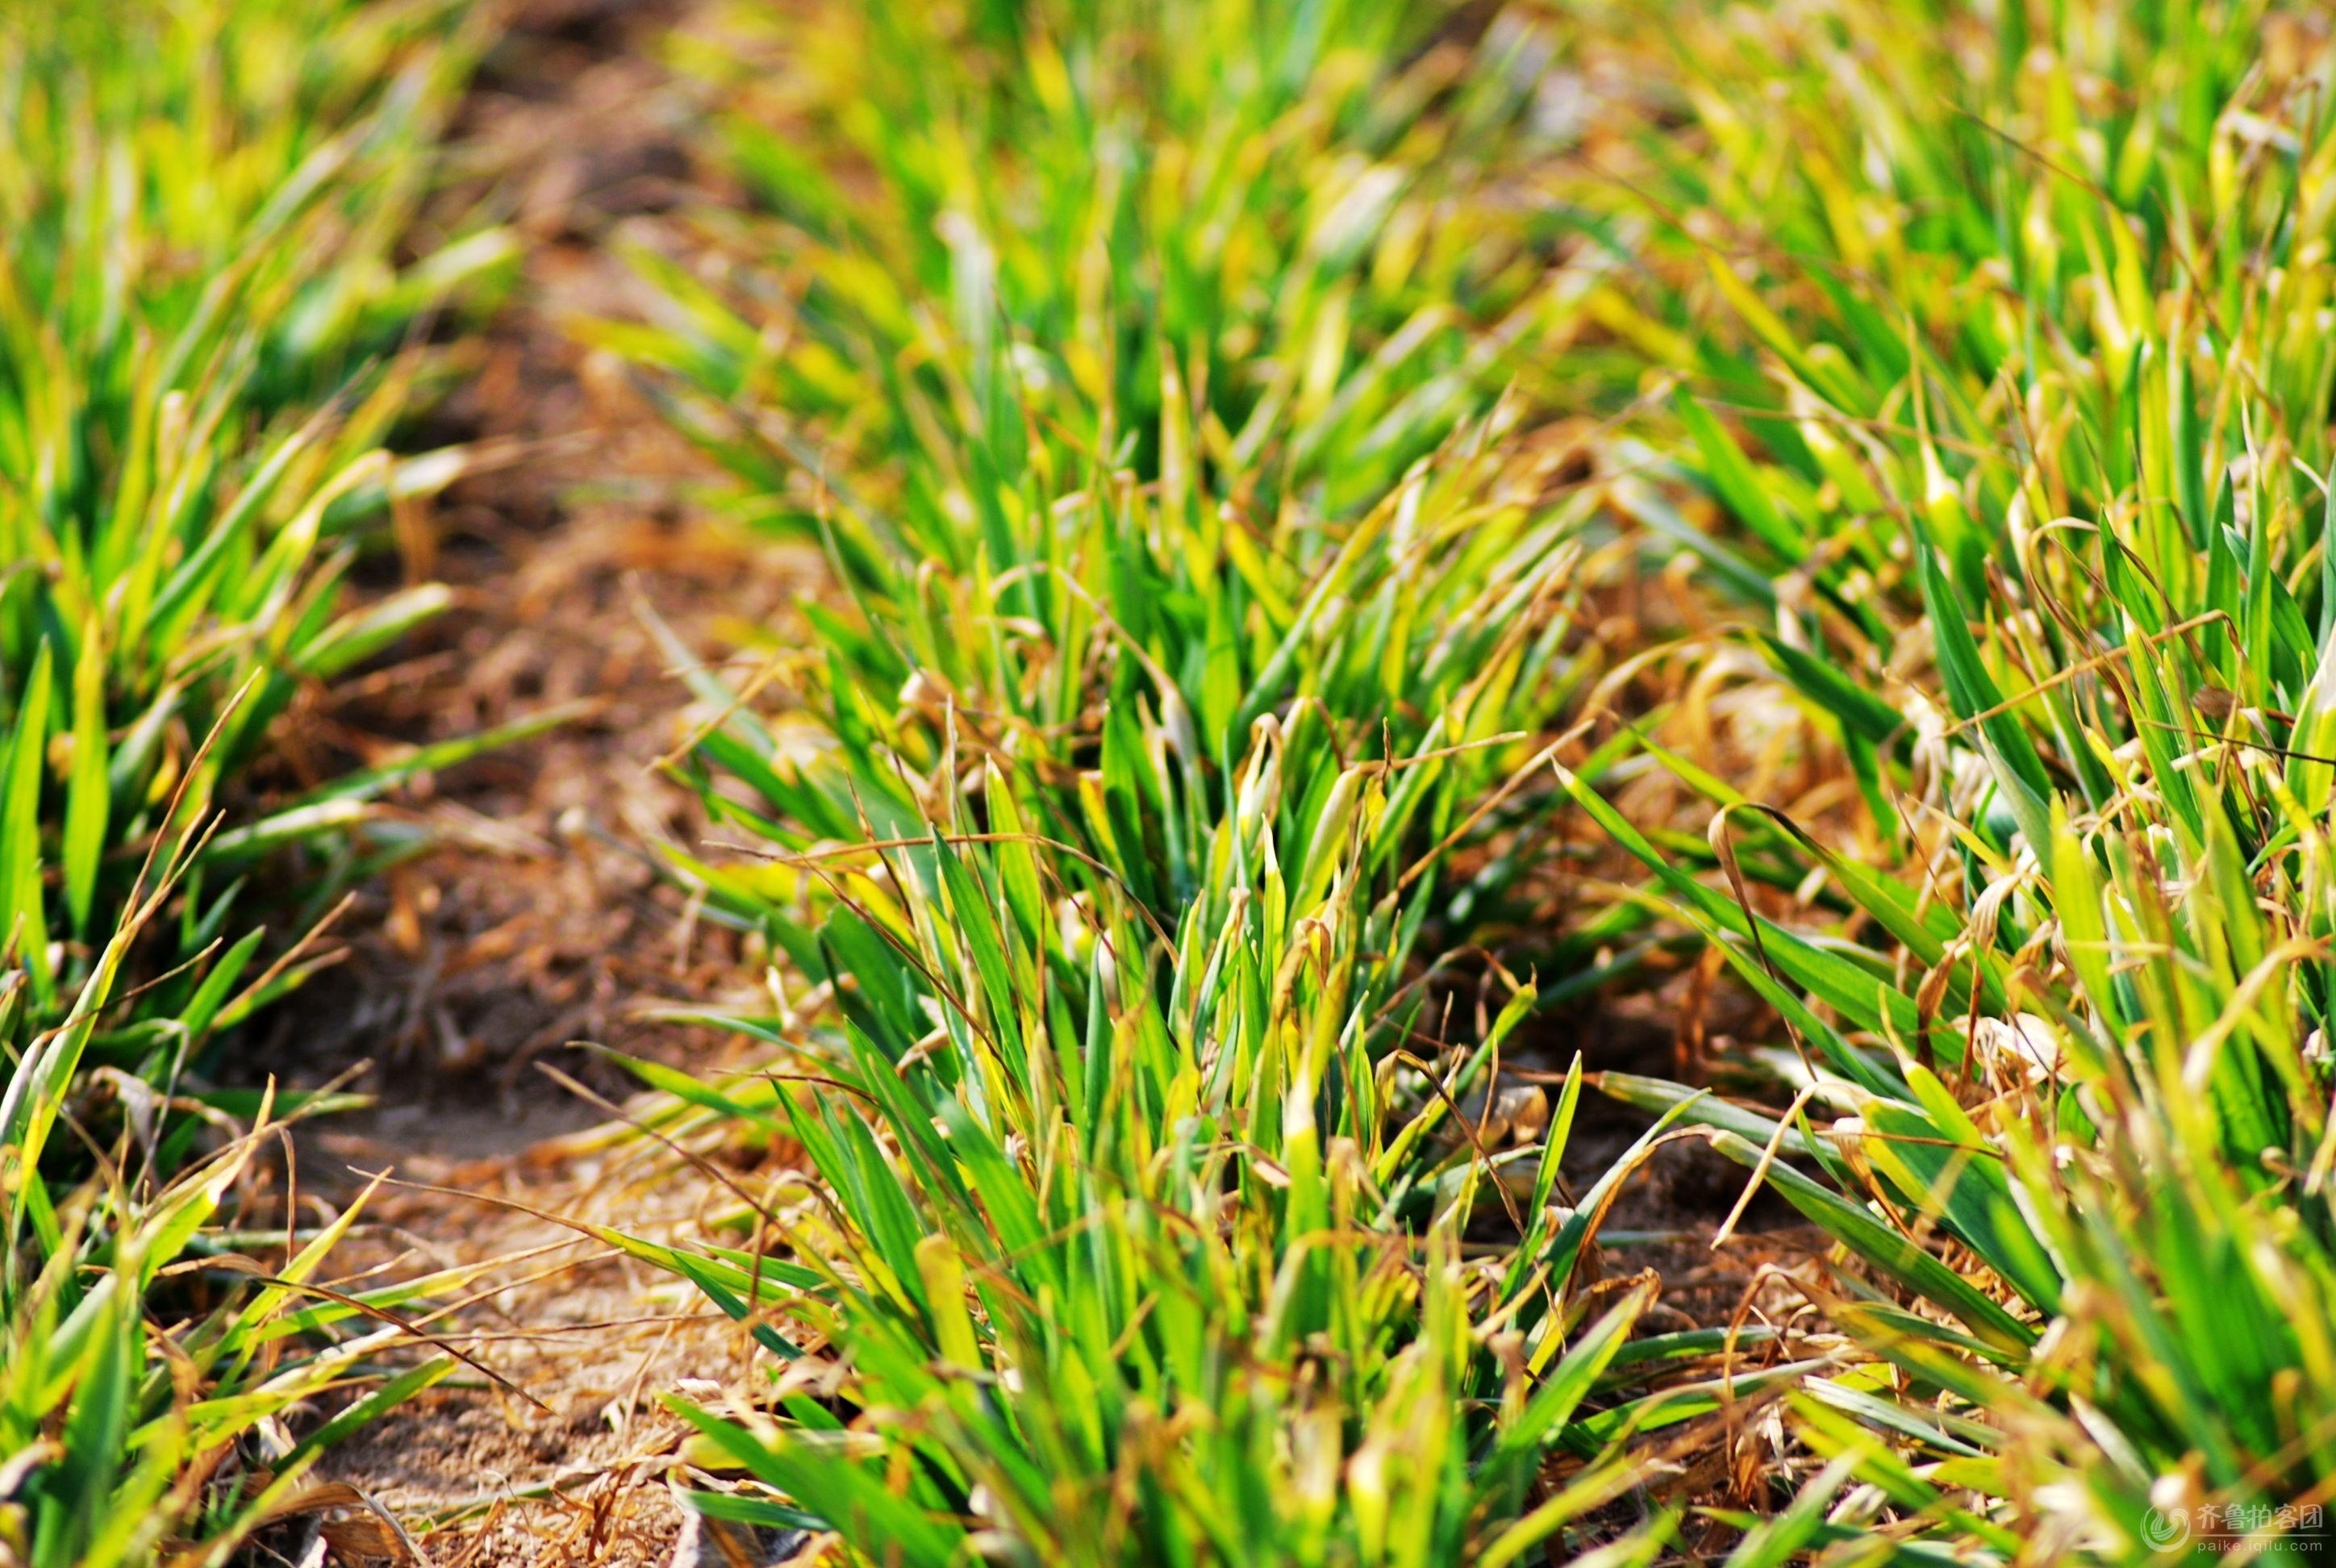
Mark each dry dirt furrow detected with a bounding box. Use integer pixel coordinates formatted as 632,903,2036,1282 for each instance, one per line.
264,4,804,1562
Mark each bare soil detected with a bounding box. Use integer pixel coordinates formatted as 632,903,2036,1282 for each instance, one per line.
256,4,804,1562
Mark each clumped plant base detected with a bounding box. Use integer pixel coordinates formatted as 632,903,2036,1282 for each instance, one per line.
7,0,2336,1565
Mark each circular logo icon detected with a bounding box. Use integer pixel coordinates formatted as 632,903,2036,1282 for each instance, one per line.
2143,1508,2192,1551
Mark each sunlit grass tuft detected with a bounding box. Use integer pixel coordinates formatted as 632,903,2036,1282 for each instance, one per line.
0,1,516,1556
610,1,1750,1560
1562,0,2336,1551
